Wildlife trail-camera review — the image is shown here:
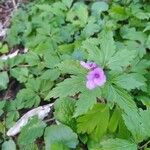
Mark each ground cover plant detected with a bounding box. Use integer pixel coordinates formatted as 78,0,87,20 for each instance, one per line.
0,0,150,149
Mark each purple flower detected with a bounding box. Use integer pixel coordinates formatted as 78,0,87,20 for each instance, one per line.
80,61,98,70
86,67,106,90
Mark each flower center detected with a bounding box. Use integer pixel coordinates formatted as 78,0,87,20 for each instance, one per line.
95,73,100,78
89,63,93,67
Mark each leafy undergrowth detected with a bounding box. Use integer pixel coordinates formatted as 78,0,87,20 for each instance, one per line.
0,0,150,149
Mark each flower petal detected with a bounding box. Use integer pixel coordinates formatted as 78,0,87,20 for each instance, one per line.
80,61,91,69
80,61,98,70
86,80,97,90
94,76,106,86
87,71,95,80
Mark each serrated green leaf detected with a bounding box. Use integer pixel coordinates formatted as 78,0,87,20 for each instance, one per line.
10,67,29,83
51,142,69,150
122,109,150,142
109,5,130,21
25,52,40,66
0,44,9,54
15,89,40,109
99,29,116,67
144,22,150,32
18,117,46,145
114,73,147,91
44,124,78,150
82,17,100,37
103,83,137,112
137,96,150,107
131,59,150,74
54,98,76,129
6,54,25,68
107,48,136,71
57,60,87,75
0,72,9,90
74,88,102,117
2,140,16,150
146,35,150,49
62,0,73,8
140,109,150,137
120,26,147,45
66,2,88,27
19,143,39,150
77,104,109,140
44,52,60,68
101,138,137,150
40,69,60,81
45,76,85,100
91,1,108,15
108,107,121,133
0,100,6,116
125,40,146,58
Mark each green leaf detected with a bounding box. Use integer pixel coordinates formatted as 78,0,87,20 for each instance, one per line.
19,143,39,150
74,88,102,117
100,138,137,150
45,76,85,100
0,72,9,90
120,26,147,45
25,52,40,66
18,117,46,145
0,100,6,116
66,2,88,27
82,17,100,37
62,0,73,8
109,5,130,21
38,79,54,98
144,22,150,32
114,73,147,91
125,40,146,58
99,29,116,67
137,96,150,107
54,98,76,129
0,122,5,134
15,89,40,109
0,59,4,70
77,104,109,140
91,1,108,15
2,140,16,150
40,69,60,81
103,83,137,112
6,55,25,68
122,109,150,142
108,107,121,133
131,59,150,74
10,67,29,83
107,48,136,71
146,35,150,49
51,142,69,150
84,30,116,68
44,52,60,68
140,109,150,137
0,44,9,54
25,78,54,98
44,124,78,150
57,60,87,75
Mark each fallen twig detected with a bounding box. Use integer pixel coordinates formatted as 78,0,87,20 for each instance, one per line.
0,48,28,60
7,103,54,136
12,0,17,9
0,50,19,60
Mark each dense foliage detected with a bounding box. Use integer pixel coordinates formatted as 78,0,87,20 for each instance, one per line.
0,0,150,149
